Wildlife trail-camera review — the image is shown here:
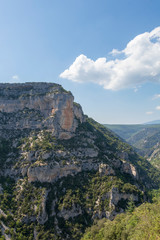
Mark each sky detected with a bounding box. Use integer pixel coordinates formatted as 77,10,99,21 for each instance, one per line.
1,0,160,124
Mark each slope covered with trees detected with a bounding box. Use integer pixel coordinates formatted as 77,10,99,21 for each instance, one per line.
105,124,160,170
0,83,160,240
81,190,160,240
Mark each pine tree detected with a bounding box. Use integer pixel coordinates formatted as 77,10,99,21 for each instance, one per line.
126,197,135,213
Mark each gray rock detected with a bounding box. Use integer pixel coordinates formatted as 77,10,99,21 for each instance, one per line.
0,82,85,139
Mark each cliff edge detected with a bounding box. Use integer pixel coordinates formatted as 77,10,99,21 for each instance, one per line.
0,82,85,139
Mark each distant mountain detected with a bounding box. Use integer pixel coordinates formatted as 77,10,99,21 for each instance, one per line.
104,124,144,140
105,123,160,170
144,120,160,125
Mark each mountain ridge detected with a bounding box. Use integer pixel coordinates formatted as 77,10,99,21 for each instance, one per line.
143,120,160,125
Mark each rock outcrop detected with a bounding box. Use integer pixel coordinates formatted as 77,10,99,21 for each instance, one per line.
0,82,85,139
27,164,82,183
0,82,158,240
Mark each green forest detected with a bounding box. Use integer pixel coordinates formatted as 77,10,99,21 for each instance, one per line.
81,190,160,240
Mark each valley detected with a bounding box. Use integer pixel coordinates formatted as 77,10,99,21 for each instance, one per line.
105,123,160,170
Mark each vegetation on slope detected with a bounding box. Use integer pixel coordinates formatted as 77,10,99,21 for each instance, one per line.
105,124,160,170
104,124,145,140
0,118,160,239
81,190,160,240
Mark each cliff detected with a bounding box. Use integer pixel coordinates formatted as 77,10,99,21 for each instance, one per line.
0,82,159,240
0,82,84,139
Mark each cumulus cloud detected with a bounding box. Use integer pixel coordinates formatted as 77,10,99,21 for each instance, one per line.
156,106,160,110
110,48,122,56
60,27,160,90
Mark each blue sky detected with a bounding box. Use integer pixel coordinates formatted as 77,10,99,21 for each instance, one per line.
1,0,160,124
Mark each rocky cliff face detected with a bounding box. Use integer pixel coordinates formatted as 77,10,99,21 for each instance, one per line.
0,83,159,240
0,82,84,139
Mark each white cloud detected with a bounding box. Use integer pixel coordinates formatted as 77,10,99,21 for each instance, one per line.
12,75,19,80
10,75,20,83
156,106,160,110
110,48,122,56
153,94,160,99
146,111,153,115
60,27,160,90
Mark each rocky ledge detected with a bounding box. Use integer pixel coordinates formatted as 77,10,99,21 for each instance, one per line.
0,82,85,139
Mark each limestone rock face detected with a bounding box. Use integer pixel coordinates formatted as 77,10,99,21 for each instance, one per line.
108,187,139,219
92,186,139,220
37,190,49,224
0,82,156,240
121,162,138,179
109,187,138,207
0,82,85,139
27,164,81,183
58,204,83,220
99,163,115,176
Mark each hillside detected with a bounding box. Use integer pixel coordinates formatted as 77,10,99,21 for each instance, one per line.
0,83,159,240
104,124,144,140
105,124,160,170
144,120,160,125
128,127,160,170
81,190,160,240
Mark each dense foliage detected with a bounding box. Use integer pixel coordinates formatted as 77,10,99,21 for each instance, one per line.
81,190,160,240
0,118,160,239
